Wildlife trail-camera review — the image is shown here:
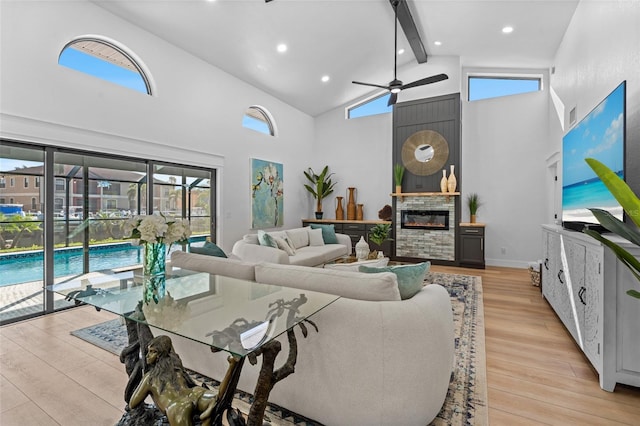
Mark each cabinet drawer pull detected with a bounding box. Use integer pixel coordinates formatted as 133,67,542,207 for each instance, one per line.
544,258,549,270
557,270,564,284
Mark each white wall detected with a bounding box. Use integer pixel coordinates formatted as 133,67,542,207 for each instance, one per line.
0,1,315,252
549,0,640,202
462,87,549,267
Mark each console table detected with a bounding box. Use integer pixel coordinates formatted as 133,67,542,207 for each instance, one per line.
49,267,339,425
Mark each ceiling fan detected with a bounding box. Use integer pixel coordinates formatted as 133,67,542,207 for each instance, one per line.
352,0,448,106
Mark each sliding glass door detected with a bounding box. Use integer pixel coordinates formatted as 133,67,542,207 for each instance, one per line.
0,140,216,325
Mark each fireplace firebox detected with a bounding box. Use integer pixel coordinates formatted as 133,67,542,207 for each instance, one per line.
401,210,449,230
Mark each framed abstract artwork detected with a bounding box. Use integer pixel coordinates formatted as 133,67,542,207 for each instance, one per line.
251,158,284,228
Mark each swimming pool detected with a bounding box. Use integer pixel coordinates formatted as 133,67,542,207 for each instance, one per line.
0,237,205,287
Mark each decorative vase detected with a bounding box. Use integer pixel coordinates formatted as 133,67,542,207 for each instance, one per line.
335,196,344,220
347,187,357,220
470,214,477,224
315,211,323,219
356,204,364,221
440,170,448,193
143,242,166,276
355,236,369,261
143,275,166,304
142,242,167,304
447,165,457,193
395,185,402,194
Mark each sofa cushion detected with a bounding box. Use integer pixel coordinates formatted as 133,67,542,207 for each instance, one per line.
254,262,401,301
170,250,255,281
309,223,338,244
273,236,295,256
359,262,430,300
286,227,310,249
190,241,227,258
258,230,278,248
308,228,325,246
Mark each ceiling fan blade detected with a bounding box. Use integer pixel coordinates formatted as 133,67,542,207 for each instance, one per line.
401,73,449,90
352,81,391,90
387,92,398,107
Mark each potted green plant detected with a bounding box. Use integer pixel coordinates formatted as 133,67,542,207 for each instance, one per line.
303,166,337,219
467,193,482,223
368,223,392,257
394,163,405,194
583,158,640,300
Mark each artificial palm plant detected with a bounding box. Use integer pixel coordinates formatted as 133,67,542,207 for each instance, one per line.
303,166,337,218
583,158,640,299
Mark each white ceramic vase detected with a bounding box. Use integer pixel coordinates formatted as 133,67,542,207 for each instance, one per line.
355,236,370,261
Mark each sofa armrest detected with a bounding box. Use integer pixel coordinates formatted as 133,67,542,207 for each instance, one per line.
336,233,352,252
231,240,290,264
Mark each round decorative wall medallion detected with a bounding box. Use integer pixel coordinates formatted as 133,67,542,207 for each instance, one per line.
401,130,449,176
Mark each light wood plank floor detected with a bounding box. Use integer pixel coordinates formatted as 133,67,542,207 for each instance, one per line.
1,266,639,425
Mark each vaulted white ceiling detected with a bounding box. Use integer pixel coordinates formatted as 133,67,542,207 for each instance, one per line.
93,0,579,116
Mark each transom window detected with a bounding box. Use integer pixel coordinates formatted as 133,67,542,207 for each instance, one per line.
346,92,392,119
58,38,152,95
243,106,276,136
468,75,541,101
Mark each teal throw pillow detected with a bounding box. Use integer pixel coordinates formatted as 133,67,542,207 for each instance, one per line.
190,241,227,258
309,223,338,244
359,262,430,300
258,230,278,249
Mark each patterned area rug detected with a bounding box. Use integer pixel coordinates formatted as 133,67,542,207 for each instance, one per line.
71,272,487,425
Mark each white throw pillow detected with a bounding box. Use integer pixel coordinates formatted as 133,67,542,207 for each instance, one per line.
274,236,295,256
286,227,310,249
308,228,325,246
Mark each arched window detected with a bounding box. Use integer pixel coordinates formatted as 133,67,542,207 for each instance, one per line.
59,37,152,95
242,106,277,136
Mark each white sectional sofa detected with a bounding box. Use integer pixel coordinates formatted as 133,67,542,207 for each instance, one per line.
231,226,351,266
167,251,455,426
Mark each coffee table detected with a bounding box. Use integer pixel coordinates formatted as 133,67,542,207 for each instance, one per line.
324,255,389,271
48,267,340,426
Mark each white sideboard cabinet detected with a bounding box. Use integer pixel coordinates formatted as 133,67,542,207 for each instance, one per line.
542,224,640,391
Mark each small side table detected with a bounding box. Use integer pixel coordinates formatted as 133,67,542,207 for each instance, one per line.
459,223,485,269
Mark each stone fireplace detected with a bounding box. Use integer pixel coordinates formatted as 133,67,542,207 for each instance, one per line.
395,195,456,261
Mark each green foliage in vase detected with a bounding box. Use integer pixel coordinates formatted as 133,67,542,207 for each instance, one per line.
303,166,337,213
394,163,405,187
369,223,392,246
583,158,640,300
467,193,482,215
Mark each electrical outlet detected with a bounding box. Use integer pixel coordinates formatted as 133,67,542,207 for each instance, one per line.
501,247,507,255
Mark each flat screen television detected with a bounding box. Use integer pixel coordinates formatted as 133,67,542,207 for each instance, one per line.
562,81,626,232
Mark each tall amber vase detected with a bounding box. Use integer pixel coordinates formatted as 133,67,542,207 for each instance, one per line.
356,204,364,221
335,196,344,220
347,187,357,220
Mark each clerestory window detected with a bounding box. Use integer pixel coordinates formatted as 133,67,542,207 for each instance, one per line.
468,75,542,101
59,38,152,95
346,92,392,119
242,106,276,136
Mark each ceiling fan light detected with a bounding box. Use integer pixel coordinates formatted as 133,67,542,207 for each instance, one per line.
390,87,402,94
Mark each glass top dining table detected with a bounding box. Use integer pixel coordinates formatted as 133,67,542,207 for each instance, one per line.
48,266,340,358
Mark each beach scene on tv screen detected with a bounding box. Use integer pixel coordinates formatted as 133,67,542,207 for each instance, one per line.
562,83,625,224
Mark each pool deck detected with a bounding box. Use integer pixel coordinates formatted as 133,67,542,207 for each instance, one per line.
0,280,45,322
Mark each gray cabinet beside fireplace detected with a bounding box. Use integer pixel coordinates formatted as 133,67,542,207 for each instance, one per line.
459,223,485,268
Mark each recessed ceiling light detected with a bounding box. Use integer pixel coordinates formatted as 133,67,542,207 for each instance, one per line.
434,41,442,46
277,43,287,53
398,48,405,55
502,26,514,34
321,75,330,83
